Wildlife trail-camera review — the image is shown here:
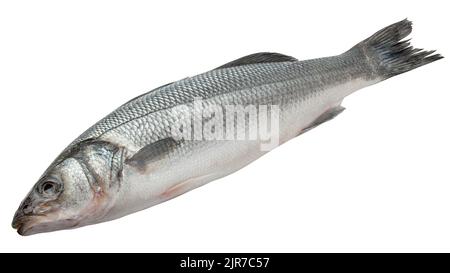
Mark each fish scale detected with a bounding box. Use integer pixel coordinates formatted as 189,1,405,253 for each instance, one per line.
77,54,365,148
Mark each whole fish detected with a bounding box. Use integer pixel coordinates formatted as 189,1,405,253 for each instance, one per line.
13,19,442,235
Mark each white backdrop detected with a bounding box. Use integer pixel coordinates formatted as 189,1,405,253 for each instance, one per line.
0,0,448,252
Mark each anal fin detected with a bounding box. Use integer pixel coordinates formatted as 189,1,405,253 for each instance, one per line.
301,106,346,135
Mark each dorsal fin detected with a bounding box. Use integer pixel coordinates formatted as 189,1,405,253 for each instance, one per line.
215,52,297,70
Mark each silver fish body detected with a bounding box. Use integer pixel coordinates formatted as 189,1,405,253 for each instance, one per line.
13,19,442,235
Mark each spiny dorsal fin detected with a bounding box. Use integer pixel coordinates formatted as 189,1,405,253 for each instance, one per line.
215,52,298,70
120,81,175,107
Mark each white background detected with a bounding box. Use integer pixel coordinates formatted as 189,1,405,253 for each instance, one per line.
0,0,448,252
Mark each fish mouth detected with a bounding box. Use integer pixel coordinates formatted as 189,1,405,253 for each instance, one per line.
12,212,83,236
16,224,31,236
12,192,112,235
12,215,39,236
12,211,58,236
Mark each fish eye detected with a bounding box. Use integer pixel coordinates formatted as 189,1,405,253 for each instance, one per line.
38,180,61,196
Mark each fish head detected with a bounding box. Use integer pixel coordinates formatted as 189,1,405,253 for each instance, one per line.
12,141,124,236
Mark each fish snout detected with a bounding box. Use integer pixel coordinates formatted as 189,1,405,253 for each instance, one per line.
12,196,38,235
12,210,23,229
11,210,29,235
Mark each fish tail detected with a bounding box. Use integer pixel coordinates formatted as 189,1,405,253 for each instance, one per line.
350,19,443,79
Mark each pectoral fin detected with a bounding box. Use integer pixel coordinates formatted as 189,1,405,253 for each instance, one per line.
125,137,179,172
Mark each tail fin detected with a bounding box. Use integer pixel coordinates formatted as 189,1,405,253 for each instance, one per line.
352,19,443,79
